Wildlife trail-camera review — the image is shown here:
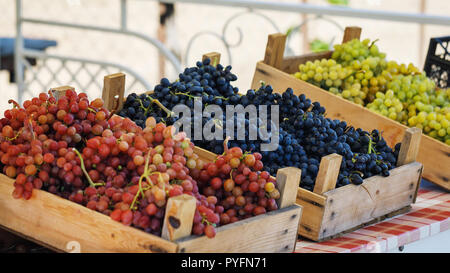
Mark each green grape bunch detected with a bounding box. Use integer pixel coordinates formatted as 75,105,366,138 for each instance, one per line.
292,35,449,145
331,38,386,66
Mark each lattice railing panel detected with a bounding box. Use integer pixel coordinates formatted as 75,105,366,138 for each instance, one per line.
21,56,150,102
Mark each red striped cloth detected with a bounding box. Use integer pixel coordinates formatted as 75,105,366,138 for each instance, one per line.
294,188,450,253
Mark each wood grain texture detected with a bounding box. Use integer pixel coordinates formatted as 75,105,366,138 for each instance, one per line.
296,188,326,240
175,205,302,253
162,194,196,241
397,127,422,167
0,174,178,253
313,153,343,195
49,86,75,100
193,146,217,162
359,163,422,219
202,52,221,67
263,33,287,69
320,162,422,239
281,51,333,74
251,61,450,191
314,205,412,242
342,26,362,43
102,73,125,112
0,142,304,252
276,167,302,209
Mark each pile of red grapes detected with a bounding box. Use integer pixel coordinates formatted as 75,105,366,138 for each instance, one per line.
0,89,281,238
190,140,280,236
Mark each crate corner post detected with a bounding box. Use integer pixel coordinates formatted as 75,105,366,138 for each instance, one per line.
263,33,287,69
49,85,75,100
397,127,422,167
342,26,362,43
397,126,423,203
162,194,196,243
202,52,221,67
276,167,302,209
313,153,343,195
102,72,126,112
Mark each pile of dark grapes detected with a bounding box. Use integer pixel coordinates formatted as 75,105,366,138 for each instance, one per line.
119,58,239,127
120,58,401,191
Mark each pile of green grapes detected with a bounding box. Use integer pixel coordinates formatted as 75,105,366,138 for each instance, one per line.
294,38,449,145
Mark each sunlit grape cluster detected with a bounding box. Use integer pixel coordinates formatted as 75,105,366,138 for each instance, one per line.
294,37,449,145
332,38,385,66
367,74,450,144
295,59,351,89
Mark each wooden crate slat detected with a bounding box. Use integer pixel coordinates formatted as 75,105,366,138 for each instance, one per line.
0,143,302,252
263,33,287,69
275,167,302,209
320,162,422,239
341,26,362,43
397,127,422,166
202,52,221,66
0,174,178,253
296,188,326,240
162,194,197,242
360,163,423,218
175,205,301,253
251,61,450,191
102,73,126,112
193,146,219,162
49,86,75,100
281,51,333,74
313,153,342,195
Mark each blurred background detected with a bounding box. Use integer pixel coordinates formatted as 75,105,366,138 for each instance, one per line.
0,0,449,112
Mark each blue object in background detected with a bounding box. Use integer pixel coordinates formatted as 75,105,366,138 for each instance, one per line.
0,37,57,83
0,37,57,57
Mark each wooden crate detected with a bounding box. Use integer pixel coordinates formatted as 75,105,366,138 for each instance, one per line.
0,152,302,253
291,126,423,241
0,83,303,253
249,29,428,240
109,52,424,241
251,27,450,191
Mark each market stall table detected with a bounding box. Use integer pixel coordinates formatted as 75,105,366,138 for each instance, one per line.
294,180,450,253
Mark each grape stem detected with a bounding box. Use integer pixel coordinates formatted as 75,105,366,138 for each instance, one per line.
352,170,364,177
130,150,166,211
201,216,215,227
8,99,20,108
368,39,379,49
212,118,223,130
4,127,24,142
367,136,373,154
147,94,175,118
26,114,37,141
223,136,230,154
87,107,97,113
367,133,377,154
72,148,105,187
213,95,229,101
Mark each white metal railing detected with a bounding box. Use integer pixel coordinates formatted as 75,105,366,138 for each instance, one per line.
14,0,450,103
14,0,182,102
154,0,450,26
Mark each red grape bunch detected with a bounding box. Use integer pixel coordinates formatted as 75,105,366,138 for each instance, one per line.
0,89,110,200
190,138,281,238
0,89,283,239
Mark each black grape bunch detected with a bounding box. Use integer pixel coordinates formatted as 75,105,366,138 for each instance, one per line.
120,58,401,192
